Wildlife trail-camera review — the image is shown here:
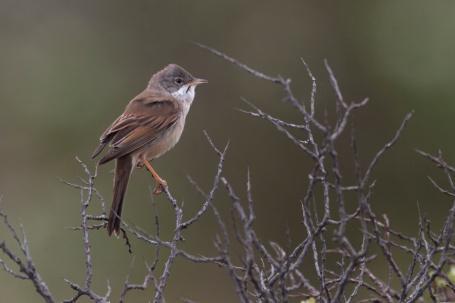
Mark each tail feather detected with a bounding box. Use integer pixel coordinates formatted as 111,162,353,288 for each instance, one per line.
107,156,133,236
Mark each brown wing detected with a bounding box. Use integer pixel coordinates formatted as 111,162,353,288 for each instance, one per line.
92,91,180,164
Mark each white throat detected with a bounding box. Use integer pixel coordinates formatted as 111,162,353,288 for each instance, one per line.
171,85,196,104
171,84,196,119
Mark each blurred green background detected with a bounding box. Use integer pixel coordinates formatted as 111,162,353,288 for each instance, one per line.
1,0,455,302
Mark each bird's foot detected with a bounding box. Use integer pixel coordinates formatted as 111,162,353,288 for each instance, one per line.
153,178,168,195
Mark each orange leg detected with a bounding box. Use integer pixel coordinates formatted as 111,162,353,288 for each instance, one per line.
142,159,168,195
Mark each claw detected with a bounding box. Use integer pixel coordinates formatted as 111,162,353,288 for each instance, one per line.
153,179,168,195
141,158,168,195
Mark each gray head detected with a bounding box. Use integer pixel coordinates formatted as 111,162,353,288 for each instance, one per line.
148,64,207,96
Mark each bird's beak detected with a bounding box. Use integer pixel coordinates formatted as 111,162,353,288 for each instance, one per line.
191,78,208,85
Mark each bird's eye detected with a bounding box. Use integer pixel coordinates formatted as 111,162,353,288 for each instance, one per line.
175,77,183,85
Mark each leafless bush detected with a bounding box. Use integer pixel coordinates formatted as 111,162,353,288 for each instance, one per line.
1,45,455,303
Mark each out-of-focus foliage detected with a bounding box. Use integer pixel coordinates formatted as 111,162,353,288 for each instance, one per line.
1,0,455,302
432,264,455,302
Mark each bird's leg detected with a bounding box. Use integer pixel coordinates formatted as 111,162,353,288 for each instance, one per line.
142,159,168,195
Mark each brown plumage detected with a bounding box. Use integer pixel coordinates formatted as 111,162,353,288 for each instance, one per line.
92,64,207,235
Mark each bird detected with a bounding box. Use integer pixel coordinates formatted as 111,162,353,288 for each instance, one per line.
92,64,207,235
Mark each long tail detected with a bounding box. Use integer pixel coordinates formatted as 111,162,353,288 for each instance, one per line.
107,156,133,236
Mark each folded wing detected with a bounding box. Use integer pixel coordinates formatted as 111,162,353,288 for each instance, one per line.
92,92,180,165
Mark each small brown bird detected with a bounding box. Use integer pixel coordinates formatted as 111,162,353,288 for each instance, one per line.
92,64,207,235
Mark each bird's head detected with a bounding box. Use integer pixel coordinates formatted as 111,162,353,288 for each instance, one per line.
148,64,207,103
